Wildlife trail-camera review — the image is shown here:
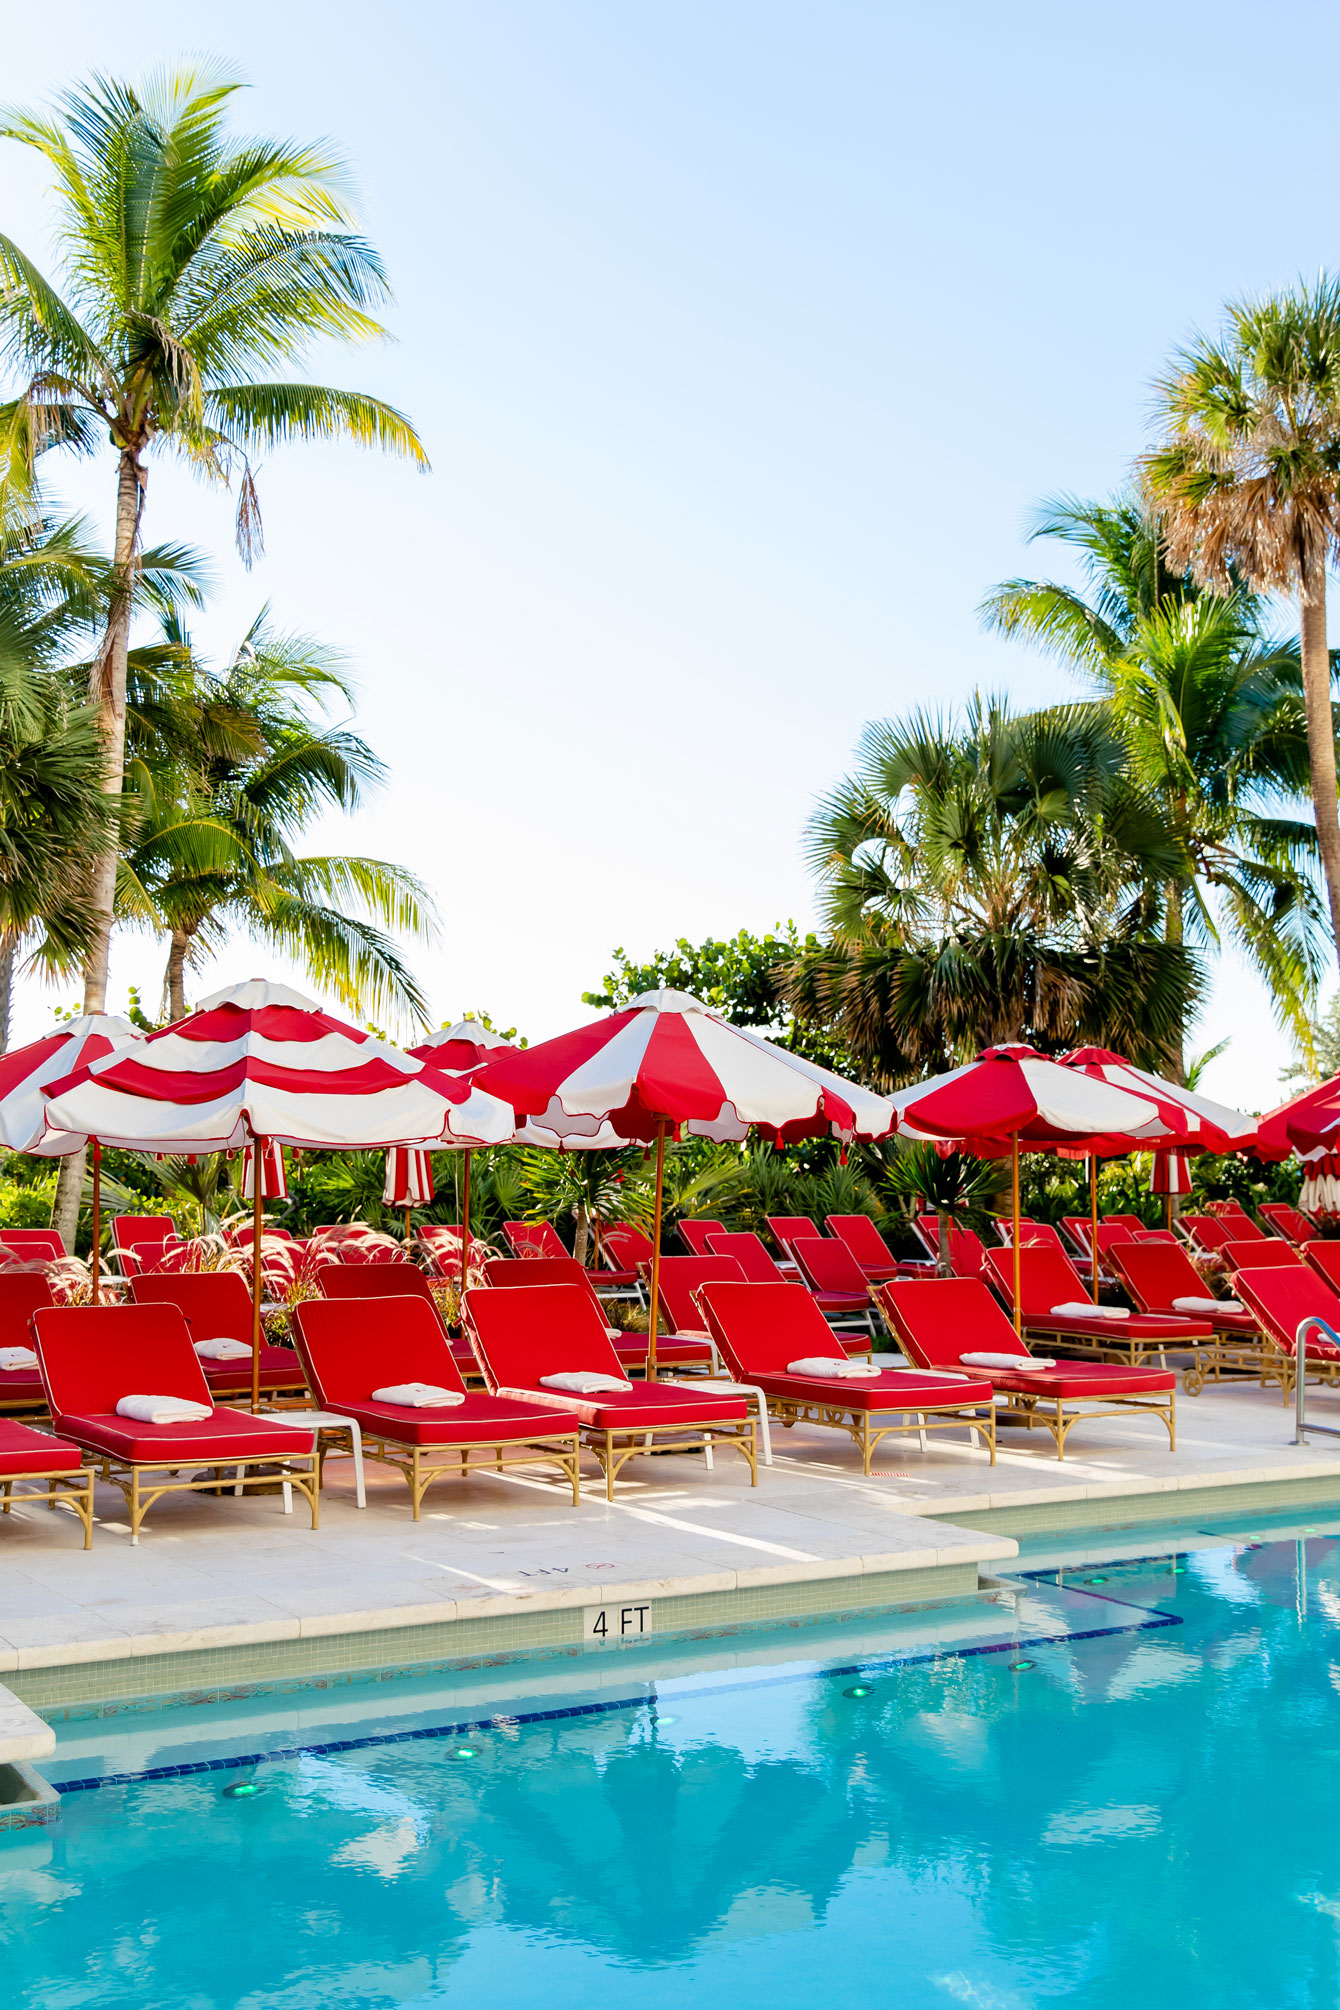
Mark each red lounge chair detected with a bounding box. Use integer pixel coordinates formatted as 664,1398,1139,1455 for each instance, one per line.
593,1223,650,1294
1109,1239,1276,1396
110,1214,175,1277
1179,1215,1231,1254
129,1272,309,1400
503,1221,568,1261
827,1214,900,1283
0,1228,66,1261
0,1418,93,1547
463,1283,757,1498
0,1272,54,1414
1260,1201,1316,1244
31,1303,318,1541
480,1257,713,1369
910,1215,985,1278
1061,1217,1139,1260
764,1217,821,1269
678,1219,725,1256
1103,1213,1148,1236
787,1238,878,1338
317,1262,481,1379
874,1277,1177,1458
1232,1263,1340,1402
292,1296,582,1516
416,1223,465,1279
1221,1238,1300,1273
981,1244,1213,1367
1303,1241,1340,1295
993,1218,1069,1252
697,1279,996,1473
655,1255,747,1353
706,1231,787,1284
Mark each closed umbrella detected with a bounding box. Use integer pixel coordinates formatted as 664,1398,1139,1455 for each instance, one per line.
44,980,512,1408
406,1020,519,1282
472,988,896,1374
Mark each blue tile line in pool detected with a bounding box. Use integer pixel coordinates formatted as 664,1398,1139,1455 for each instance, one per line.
52,1572,1182,1798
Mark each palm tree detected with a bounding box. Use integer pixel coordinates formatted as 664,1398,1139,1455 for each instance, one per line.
981,494,1324,1063
1143,279,1340,967
0,64,428,1014
117,611,438,1026
786,694,1198,1080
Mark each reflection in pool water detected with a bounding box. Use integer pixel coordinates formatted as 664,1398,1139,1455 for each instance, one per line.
3,1534,1340,2008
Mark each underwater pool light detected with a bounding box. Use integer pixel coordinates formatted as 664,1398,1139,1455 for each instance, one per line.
842,1684,875,1699
1007,1660,1036,1673
223,1781,260,1798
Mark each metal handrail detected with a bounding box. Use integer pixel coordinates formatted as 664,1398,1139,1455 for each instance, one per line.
1294,1317,1340,1444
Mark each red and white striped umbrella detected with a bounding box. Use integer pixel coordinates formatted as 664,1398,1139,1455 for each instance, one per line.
1300,1150,1340,1215
1060,1047,1254,1153
0,1013,141,1154
42,980,514,1152
407,1018,515,1073
240,1137,288,1201
471,988,897,1146
383,1146,435,1208
1150,1147,1196,1195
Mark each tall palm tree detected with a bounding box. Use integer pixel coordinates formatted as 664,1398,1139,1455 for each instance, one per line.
1143,279,1340,966
117,612,437,1026
0,64,428,1014
981,494,1323,1063
787,695,1197,1080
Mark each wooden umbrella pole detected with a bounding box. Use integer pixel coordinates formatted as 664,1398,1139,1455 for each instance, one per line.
89,1139,101,1307
250,1136,264,1414
647,1124,667,1380
461,1150,471,1291
403,1205,412,1245
1090,1154,1100,1303
1011,1130,1022,1334
1165,1191,1173,1231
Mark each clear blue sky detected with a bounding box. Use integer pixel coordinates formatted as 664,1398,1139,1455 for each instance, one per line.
6,0,1338,1107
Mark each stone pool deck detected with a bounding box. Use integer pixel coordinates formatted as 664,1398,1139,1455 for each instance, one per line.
2,1376,1340,1739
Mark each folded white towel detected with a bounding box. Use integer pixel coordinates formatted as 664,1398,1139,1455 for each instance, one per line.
961,1351,1056,1371
785,1355,881,1378
0,1346,37,1371
540,1371,629,1395
371,1382,465,1408
1050,1301,1130,1319
1172,1295,1241,1314
193,1337,253,1361
115,1394,213,1425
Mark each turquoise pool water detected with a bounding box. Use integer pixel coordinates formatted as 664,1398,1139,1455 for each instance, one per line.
6,1516,1340,2008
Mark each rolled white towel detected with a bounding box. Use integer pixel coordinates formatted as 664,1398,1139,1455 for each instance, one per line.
1050,1301,1130,1319
785,1356,881,1378
961,1351,1056,1371
0,1345,38,1371
194,1337,253,1361
116,1394,213,1425
540,1371,629,1395
371,1382,465,1408
1172,1295,1241,1314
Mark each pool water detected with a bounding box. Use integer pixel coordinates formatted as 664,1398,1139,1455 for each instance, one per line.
7,1518,1340,2008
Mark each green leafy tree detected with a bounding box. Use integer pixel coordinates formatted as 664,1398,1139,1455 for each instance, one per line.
981,494,1323,1064
0,64,428,1016
788,695,1199,1082
878,1144,1008,1274
116,610,436,1027
1143,279,1340,966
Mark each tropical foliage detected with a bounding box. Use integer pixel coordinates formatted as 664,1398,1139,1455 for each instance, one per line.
785,695,1199,1082
980,493,1323,1057
0,63,428,1012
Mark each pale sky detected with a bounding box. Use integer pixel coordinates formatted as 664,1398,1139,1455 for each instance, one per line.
5,0,1338,1111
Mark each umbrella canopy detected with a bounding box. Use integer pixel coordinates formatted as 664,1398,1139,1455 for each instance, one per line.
890,1044,1171,1147
1300,1151,1340,1215
1283,1086,1340,1157
0,1013,141,1154
472,989,897,1371
407,1018,515,1073
471,988,897,1147
42,980,514,1153
1252,1079,1335,1162
1059,1047,1255,1153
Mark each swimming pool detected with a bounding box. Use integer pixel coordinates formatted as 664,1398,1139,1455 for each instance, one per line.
5,1515,1340,2008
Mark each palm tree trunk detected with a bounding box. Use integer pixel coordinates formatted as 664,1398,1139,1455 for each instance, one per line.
937,1207,951,1277
165,929,191,1021
0,934,16,1056
52,1146,85,1254
1300,556,1340,969
82,449,144,1014
573,1202,589,1268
